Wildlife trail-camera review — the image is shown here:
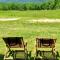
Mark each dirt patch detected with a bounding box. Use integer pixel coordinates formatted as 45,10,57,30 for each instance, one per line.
0,18,20,21
28,19,60,23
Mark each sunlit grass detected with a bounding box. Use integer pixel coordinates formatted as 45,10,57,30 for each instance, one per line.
0,10,60,18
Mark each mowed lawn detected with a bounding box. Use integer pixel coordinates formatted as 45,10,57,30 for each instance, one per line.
0,10,60,60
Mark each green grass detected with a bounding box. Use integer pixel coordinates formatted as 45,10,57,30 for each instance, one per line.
0,10,60,18
0,10,60,60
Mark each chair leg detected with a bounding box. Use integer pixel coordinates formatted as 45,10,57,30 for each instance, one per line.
13,51,16,60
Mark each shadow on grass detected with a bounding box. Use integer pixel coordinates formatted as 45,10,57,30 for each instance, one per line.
0,54,4,60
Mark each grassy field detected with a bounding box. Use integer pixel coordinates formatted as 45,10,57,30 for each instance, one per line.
0,10,60,18
0,10,60,60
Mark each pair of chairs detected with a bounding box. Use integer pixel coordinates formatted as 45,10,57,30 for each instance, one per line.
3,37,57,60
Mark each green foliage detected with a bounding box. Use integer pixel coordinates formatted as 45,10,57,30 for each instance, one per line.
0,0,60,10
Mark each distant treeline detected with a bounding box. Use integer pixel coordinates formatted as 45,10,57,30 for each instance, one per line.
0,0,60,10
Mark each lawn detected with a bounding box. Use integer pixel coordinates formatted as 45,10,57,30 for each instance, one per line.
0,10,60,60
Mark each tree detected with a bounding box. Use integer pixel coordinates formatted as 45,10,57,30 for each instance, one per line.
52,0,59,9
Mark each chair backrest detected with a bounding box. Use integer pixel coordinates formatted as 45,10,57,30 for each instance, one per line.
3,37,24,48
36,38,56,48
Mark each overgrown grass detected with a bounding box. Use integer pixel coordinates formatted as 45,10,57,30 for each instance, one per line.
0,10,60,60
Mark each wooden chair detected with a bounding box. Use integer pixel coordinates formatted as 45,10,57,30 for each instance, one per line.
36,37,56,59
3,37,27,60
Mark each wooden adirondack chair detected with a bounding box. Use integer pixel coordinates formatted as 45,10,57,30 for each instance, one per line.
3,37,27,60
36,37,56,60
